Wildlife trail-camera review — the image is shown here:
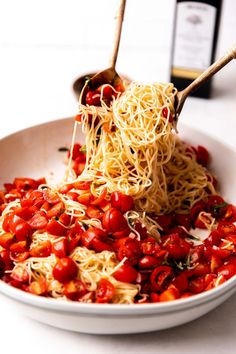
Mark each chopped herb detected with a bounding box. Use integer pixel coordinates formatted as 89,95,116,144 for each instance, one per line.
213,202,228,210
80,145,87,153
58,147,69,152
85,76,92,88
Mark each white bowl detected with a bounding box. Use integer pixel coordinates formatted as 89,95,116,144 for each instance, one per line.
0,117,236,334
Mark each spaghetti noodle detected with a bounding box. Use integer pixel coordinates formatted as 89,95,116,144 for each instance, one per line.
0,80,235,304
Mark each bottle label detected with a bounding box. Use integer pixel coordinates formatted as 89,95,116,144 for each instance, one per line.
172,1,216,78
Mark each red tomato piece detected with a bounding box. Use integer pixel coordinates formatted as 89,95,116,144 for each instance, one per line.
63,279,87,300
59,213,71,226
141,238,158,255
77,192,93,206
210,255,223,273
112,227,130,239
222,204,236,222
162,107,174,123
207,230,222,246
46,202,64,219
207,195,226,218
86,206,103,220
68,143,85,161
30,241,51,257
52,238,68,258
90,188,107,206
188,276,206,294
58,183,73,194
85,90,101,106
73,161,86,176
28,279,47,295
150,265,173,292
174,213,191,230
68,234,81,254
10,241,28,254
217,221,236,236
43,189,60,204
73,181,91,191
2,213,14,232
196,145,210,167
95,278,115,303
28,212,48,230
10,215,33,241
11,266,29,283
97,84,114,99
46,219,67,236
53,257,78,283
138,255,160,269
217,264,236,280
0,232,15,250
102,207,129,234
113,264,138,283
117,238,141,265
90,238,113,252
13,177,38,191
159,285,180,302
172,273,188,292
150,292,160,303
10,251,30,262
154,214,173,233
211,246,231,259
110,191,134,213
192,262,210,276
81,227,107,248
190,200,207,221
163,233,191,260
14,206,35,221
0,250,12,270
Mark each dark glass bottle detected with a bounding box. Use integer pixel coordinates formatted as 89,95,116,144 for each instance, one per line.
170,0,223,98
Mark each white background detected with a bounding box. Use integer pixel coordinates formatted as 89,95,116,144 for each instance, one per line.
0,0,236,353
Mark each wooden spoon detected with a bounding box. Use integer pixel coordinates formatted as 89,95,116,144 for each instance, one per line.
73,0,126,103
175,46,236,122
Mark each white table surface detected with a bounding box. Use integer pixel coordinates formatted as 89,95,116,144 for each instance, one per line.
1,0,236,353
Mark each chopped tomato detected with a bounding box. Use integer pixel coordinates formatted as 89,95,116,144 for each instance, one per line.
159,285,180,302
63,279,87,300
95,278,115,303
28,277,47,295
0,232,15,249
163,233,191,260
52,238,68,258
90,188,107,206
53,257,78,283
117,238,141,265
28,212,48,229
46,219,67,236
30,241,51,257
102,207,129,234
43,189,60,204
150,266,173,292
81,227,107,248
110,191,134,213
113,264,138,283
11,266,29,283
138,255,160,269
46,202,64,218
10,215,33,241
86,206,103,219
10,241,28,254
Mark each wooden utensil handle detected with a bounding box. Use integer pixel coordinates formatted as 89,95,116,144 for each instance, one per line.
181,45,236,98
109,0,126,69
